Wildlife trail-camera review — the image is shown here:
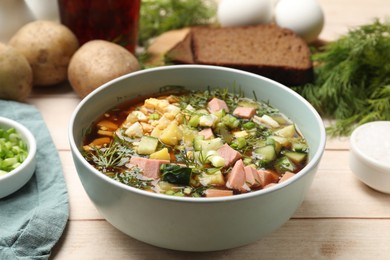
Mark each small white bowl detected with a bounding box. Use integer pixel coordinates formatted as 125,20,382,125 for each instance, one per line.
0,117,37,199
349,121,390,194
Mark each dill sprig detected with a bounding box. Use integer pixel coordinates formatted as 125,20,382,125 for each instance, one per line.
84,139,134,172
294,19,390,136
177,88,244,111
138,0,217,47
178,91,208,110
113,169,154,190
213,87,244,111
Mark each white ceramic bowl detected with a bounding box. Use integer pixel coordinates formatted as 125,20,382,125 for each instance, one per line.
349,121,390,194
69,65,326,251
0,117,37,199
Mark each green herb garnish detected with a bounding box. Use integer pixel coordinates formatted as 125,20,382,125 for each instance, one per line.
0,127,28,175
138,0,217,47
113,169,153,190
294,19,390,136
178,88,244,111
84,138,134,172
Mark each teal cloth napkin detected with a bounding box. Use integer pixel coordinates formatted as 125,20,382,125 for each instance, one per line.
0,100,69,259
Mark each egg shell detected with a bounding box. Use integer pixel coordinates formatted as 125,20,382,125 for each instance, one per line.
218,0,274,27
274,0,325,42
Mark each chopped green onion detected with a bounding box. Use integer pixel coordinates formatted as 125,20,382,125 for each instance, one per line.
242,121,256,130
0,127,28,174
231,137,247,150
188,115,200,127
222,114,239,129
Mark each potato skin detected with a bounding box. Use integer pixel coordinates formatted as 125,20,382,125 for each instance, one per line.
9,20,79,87
0,43,33,101
68,40,140,98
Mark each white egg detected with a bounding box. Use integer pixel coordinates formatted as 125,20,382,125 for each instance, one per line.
218,0,274,27
274,0,325,42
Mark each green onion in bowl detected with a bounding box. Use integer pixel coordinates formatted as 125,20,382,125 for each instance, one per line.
0,117,36,199
0,127,29,175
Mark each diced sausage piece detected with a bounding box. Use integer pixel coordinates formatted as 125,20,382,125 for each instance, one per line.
217,143,241,167
226,160,250,192
244,165,261,188
129,157,169,179
205,189,233,198
199,128,214,140
256,169,279,188
233,107,256,119
208,97,229,113
279,171,296,183
244,166,256,187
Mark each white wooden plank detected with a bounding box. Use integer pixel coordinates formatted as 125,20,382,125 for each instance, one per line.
318,0,389,41
51,219,390,259
60,152,102,220
296,151,390,218
29,95,80,151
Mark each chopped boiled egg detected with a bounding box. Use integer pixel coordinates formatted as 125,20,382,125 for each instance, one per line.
199,114,219,127
125,122,143,137
132,111,148,122
253,115,280,128
166,104,181,115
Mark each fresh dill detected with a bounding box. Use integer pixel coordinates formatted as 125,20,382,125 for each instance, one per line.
138,0,217,47
213,87,244,111
113,168,154,190
294,19,390,136
84,138,135,172
177,88,245,111
178,90,208,110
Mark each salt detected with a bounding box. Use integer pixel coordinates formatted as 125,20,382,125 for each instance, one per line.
354,122,390,167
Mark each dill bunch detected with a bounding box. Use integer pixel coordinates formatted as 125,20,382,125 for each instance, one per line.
294,19,390,136
138,0,217,47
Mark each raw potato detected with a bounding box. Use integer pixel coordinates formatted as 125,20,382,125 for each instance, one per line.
0,43,33,101
9,20,79,87
68,40,140,98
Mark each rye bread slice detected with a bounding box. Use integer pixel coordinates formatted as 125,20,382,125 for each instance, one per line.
165,24,313,86
165,31,194,64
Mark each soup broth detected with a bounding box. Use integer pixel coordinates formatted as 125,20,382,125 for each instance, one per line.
82,86,309,198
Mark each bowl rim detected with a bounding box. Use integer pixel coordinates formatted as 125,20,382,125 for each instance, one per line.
69,64,326,203
0,116,37,181
350,121,390,171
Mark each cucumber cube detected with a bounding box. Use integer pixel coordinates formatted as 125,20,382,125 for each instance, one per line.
284,151,307,164
274,156,296,175
255,145,276,162
275,124,296,138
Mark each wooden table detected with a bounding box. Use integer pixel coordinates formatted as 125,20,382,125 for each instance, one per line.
27,0,390,258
